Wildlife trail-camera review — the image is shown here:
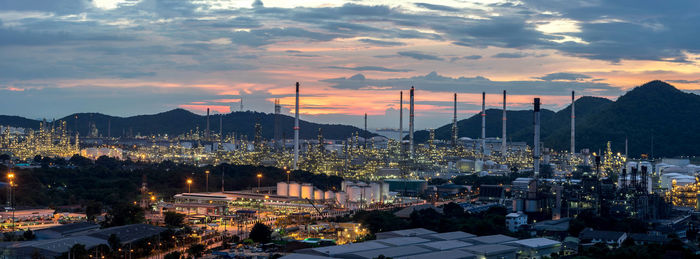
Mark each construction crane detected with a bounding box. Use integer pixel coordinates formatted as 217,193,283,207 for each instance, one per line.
305,198,326,220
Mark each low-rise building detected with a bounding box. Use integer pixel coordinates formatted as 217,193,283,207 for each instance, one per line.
506,212,527,232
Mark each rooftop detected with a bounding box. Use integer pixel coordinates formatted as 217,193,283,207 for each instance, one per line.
464,234,518,244
376,237,432,246
424,231,476,241
462,244,518,255
396,249,476,259
505,238,561,249
418,240,472,251
351,245,432,259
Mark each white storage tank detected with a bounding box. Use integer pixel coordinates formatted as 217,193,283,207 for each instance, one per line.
370,182,382,202
301,183,314,199
289,182,302,198
314,189,324,200
324,190,334,200
381,182,390,202
276,182,288,197
347,185,361,202
335,191,348,208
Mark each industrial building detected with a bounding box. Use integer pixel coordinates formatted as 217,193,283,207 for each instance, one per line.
284,228,561,259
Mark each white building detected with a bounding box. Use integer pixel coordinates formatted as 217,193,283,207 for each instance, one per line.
506,212,528,232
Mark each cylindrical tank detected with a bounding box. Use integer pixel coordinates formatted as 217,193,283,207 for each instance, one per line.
276,182,288,197
324,190,334,200
314,189,324,200
381,182,390,201
289,182,301,198
301,183,314,199
370,182,381,202
513,199,524,212
335,191,347,208
347,186,361,202
525,200,538,213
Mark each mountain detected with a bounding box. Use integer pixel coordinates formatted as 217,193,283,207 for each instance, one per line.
411,108,556,143
414,80,700,157
0,109,376,140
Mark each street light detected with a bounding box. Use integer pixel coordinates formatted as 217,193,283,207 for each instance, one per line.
7,172,14,232
187,179,193,193
256,173,262,192
286,170,291,184
150,195,156,202
205,170,210,193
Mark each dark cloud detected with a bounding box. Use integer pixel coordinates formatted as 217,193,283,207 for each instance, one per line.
326,66,412,72
492,52,530,58
535,72,592,81
667,79,700,84
358,38,406,46
414,3,459,12
322,71,621,96
397,51,443,61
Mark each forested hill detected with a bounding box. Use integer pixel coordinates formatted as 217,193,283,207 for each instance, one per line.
0,109,376,140
413,80,700,157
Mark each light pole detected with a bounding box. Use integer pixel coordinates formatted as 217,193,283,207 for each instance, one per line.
7,172,14,232
205,170,210,193
187,179,193,193
256,173,262,192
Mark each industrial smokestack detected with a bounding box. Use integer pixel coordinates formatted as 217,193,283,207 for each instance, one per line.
571,91,575,156
502,90,506,155
219,114,223,150
364,113,368,149
481,92,486,156
533,98,541,178
409,86,415,159
399,91,403,143
206,108,210,141
294,82,300,170
452,93,458,147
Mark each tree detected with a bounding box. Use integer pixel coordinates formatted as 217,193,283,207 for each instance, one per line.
164,251,181,259
23,230,35,240
108,234,121,253
0,154,10,161
104,203,144,227
442,202,464,218
68,244,89,259
85,201,103,222
187,244,206,258
249,223,272,243
30,249,45,259
164,212,186,227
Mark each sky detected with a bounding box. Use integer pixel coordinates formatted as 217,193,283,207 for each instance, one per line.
1,0,700,130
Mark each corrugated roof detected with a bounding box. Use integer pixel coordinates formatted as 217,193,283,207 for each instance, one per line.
396,249,476,259
376,237,431,246
424,231,476,240
351,245,431,259
418,240,472,251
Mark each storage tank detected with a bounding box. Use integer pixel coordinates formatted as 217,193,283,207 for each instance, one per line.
347,185,361,202
276,182,288,197
525,200,538,213
335,191,348,208
288,182,301,198
314,189,324,200
301,183,314,199
324,190,334,200
370,182,382,202
381,182,390,202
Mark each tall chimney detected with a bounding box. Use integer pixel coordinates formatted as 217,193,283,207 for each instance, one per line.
206,108,210,141
409,86,415,159
533,98,541,178
625,136,629,158
294,82,300,170
502,90,506,155
219,114,223,150
481,92,486,156
364,113,368,149
571,91,575,156
452,93,458,147
399,91,403,143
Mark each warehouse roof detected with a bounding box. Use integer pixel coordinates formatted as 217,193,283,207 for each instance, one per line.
424,231,476,240
464,234,517,244
418,240,472,251
396,249,476,259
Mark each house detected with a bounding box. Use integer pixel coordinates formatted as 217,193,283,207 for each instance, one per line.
579,229,627,247
506,212,527,232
